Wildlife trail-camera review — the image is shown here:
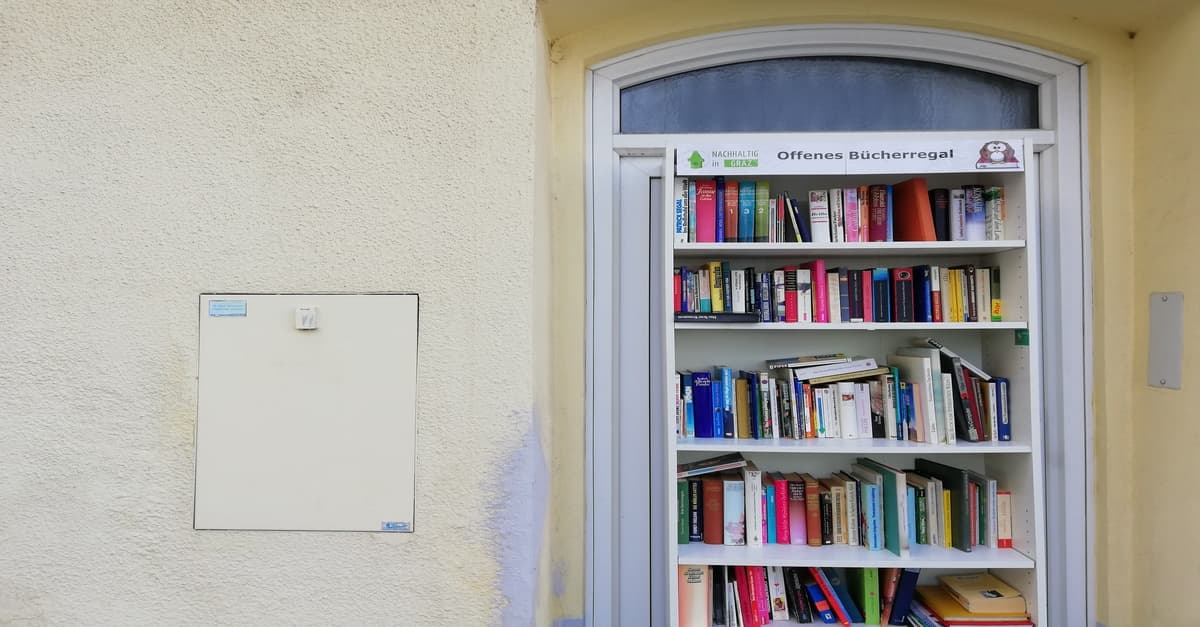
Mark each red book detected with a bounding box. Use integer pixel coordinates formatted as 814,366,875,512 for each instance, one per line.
695,179,717,242
963,372,986,441
772,473,791,544
861,269,873,322
932,271,944,322
803,473,822,546
868,184,889,242
724,180,739,241
879,567,902,623
753,566,770,624
701,477,724,544
734,567,760,627
893,177,938,241
808,567,852,626
783,266,799,323
801,259,828,322
802,384,816,438
786,473,807,543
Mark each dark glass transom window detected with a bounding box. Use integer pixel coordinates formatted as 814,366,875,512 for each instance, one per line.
619,56,1039,133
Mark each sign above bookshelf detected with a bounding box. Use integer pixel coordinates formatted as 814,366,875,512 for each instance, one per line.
676,138,1025,176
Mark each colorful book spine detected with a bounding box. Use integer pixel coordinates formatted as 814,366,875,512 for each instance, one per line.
844,187,861,242
754,181,770,243
774,474,792,544
886,185,895,242
765,482,777,543
688,179,697,242
723,476,746,545
673,177,688,243
805,582,838,624
809,190,831,243
714,176,726,243
963,185,986,241
677,480,689,544
985,185,1005,240
738,181,756,243
724,179,739,241
868,185,888,242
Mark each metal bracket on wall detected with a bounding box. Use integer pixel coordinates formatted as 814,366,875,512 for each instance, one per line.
1148,292,1184,389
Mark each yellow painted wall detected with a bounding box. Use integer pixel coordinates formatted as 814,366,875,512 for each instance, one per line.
546,2,1138,625
1132,6,1200,625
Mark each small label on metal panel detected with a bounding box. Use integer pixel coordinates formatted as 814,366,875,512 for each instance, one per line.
208,300,247,317
381,521,410,532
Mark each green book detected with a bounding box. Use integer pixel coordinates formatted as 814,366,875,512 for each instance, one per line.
856,457,910,558
849,567,881,625
677,480,689,544
754,181,770,242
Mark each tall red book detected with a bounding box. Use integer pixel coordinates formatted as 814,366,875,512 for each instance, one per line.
701,477,724,544
783,266,799,323
724,179,739,241
695,179,717,242
772,473,791,544
801,259,828,322
893,177,938,241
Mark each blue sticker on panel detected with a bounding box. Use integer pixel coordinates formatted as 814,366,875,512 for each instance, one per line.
208,300,247,317
381,521,411,532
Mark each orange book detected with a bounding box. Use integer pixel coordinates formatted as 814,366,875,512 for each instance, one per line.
893,177,938,241
701,477,724,544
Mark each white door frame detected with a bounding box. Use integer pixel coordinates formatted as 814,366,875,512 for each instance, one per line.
585,24,1092,627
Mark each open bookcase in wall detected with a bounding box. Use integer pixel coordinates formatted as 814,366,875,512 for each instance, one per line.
661,134,1047,627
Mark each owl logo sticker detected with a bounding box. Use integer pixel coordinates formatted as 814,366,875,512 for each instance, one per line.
976,141,1021,169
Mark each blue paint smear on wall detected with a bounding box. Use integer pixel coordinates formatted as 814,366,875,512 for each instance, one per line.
487,409,548,626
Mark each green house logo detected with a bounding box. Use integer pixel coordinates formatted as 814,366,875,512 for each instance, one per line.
687,150,705,169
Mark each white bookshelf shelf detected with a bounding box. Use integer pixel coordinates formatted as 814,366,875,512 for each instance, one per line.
674,240,1026,257
676,437,1033,454
674,321,1027,331
677,543,1035,570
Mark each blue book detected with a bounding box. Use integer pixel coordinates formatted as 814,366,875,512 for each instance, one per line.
766,483,777,543
838,267,851,323
821,568,865,624
906,485,917,546
996,377,1012,440
715,176,726,243
887,568,922,625
886,185,894,242
900,382,915,440
692,372,714,438
682,373,695,437
872,268,891,322
721,262,733,315
718,366,735,438
710,378,723,439
678,267,688,313
864,483,881,549
913,265,933,322
740,371,760,439
738,181,756,242
805,582,838,624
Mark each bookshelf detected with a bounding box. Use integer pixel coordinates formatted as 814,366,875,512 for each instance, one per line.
661,134,1046,626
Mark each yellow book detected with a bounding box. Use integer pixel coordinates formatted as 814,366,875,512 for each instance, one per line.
943,489,953,548
916,586,1028,620
707,261,724,312
735,378,751,438
938,572,1027,615
950,270,963,322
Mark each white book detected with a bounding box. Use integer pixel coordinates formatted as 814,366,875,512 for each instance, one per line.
889,354,939,444
896,346,950,444
855,382,872,438
773,269,786,322
728,581,742,627
797,269,813,322
673,178,688,244
808,190,831,243
941,373,957,443
939,266,952,322
790,358,878,381
929,265,942,320
950,188,966,241
731,271,745,314
830,188,845,243
985,186,1005,240
826,271,842,323
884,374,898,440
987,380,1000,442
822,387,840,438
768,198,777,243
743,463,763,546
931,477,946,547
678,566,711,627
768,566,790,621
840,473,861,547
838,381,858,439
723,478,746,545
977,268,991,324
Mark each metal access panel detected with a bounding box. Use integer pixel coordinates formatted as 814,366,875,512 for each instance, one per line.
195,293,418,532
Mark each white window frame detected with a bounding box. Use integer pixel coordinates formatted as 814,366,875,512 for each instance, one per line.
585,24,1092,627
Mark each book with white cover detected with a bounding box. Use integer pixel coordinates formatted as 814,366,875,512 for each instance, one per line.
808,190,831,243
896,346,952,444
889,354,939,444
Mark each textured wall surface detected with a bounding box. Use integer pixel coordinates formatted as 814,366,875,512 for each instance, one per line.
545,1,1137,624
0,2,549,625
1132,6,1200,624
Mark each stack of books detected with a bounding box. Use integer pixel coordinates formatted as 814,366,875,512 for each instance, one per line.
673,176,1007,244
674,260,1003,324
909,573,1032,626
675,343,1012,445
677,456,1014,554
679,565,929,626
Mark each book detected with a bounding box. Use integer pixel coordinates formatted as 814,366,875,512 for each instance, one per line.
744,463,763,547
754,181,771,242
938,573,1026,615
809,567,853,626
772,472,792,544
985,186,1005,240
868,185,889,242
830,188,845,243
702,477,724,544
723,475,746,545
786,472,807,544
673,177,688,243
888,568,921,625
676,480,688,544
990,267,1002,321
712,567,727,626
678,566,711,627
677,452,747,478
893,177,938,241
821,568,864,624
949,188,966,241
997,490,1013,548
891,267,915,322
674,312,760,323
915,586,1031,625
766,353,850,369
809,190,831,243
803,259,830,322
688,180,697,242
695,179,717,242
963,185,986,241
929,188,951,241
803,473,823,546
888,354,939,444
687,478,703,542
855,458,909,558
915,458,973,552
879,568,902,623
738,181,756,243
784,568,813,623
806,581,839,624
844,187,861,242
767,566,790,622
849,567,881,626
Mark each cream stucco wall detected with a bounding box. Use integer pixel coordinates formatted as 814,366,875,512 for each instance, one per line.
0,2,553,624
1132,6,1200,625
546,2,1138,625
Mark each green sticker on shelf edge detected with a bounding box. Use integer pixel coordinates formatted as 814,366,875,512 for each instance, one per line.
1015,329,1029,346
